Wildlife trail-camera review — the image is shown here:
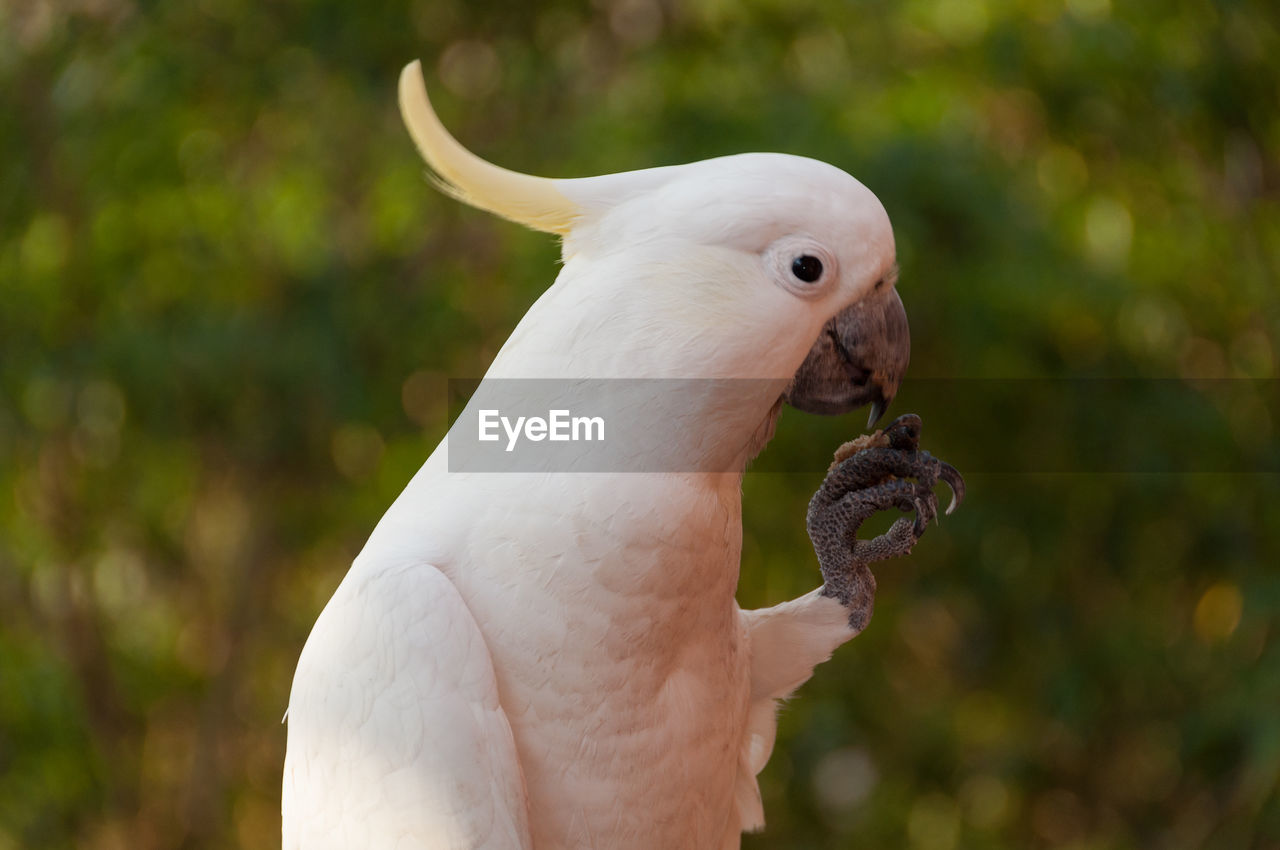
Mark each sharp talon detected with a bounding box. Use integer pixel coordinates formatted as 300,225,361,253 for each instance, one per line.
925,490,940,526
938,460,965,515
911,496,930,537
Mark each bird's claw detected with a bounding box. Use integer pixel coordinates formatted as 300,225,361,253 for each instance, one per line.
807,413,965,623
938,460,965,515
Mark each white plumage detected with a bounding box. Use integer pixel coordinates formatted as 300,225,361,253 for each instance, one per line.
283,61,904,849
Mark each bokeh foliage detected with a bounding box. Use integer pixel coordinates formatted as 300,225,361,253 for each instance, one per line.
2,0,1278,848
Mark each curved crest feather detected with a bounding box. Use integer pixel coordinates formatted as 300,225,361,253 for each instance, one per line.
398,61,580,235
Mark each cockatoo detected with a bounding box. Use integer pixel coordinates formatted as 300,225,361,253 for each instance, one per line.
283,61,963,849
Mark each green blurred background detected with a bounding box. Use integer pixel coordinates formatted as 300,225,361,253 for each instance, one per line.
2,0,1278,847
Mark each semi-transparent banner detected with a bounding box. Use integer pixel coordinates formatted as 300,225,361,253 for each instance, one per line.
443,378,1279,474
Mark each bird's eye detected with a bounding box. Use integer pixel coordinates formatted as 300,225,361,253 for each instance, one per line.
766,239,835,298
791,255,824,283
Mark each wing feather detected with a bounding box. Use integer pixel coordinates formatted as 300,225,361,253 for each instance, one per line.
283,559,532,850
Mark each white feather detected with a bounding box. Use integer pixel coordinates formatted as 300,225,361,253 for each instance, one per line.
283,62,897,849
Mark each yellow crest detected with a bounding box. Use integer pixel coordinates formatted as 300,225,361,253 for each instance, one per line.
398,61,580,235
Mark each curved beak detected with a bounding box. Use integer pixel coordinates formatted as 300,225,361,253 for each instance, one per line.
782,285,910,428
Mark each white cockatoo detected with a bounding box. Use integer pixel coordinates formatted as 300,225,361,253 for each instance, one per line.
283,61,962,849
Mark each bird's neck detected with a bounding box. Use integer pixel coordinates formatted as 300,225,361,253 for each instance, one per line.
478,303,790,475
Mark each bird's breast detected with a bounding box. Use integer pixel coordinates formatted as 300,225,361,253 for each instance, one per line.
443,472,752,848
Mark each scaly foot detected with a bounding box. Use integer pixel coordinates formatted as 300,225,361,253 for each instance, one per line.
807,414,965,630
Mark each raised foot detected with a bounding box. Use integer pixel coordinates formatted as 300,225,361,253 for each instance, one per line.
807,413,965,630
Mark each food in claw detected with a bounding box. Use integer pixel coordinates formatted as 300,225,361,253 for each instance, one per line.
829,427,892,469
808,413,966,631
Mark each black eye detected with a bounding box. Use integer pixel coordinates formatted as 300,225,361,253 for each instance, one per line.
791,255,824,283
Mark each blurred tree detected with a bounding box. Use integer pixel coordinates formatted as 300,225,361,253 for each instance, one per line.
1,0,1277,848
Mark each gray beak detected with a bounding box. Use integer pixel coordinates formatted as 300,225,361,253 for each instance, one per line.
782,285,910,427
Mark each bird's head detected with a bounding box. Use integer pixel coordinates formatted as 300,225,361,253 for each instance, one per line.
399,61,908,431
